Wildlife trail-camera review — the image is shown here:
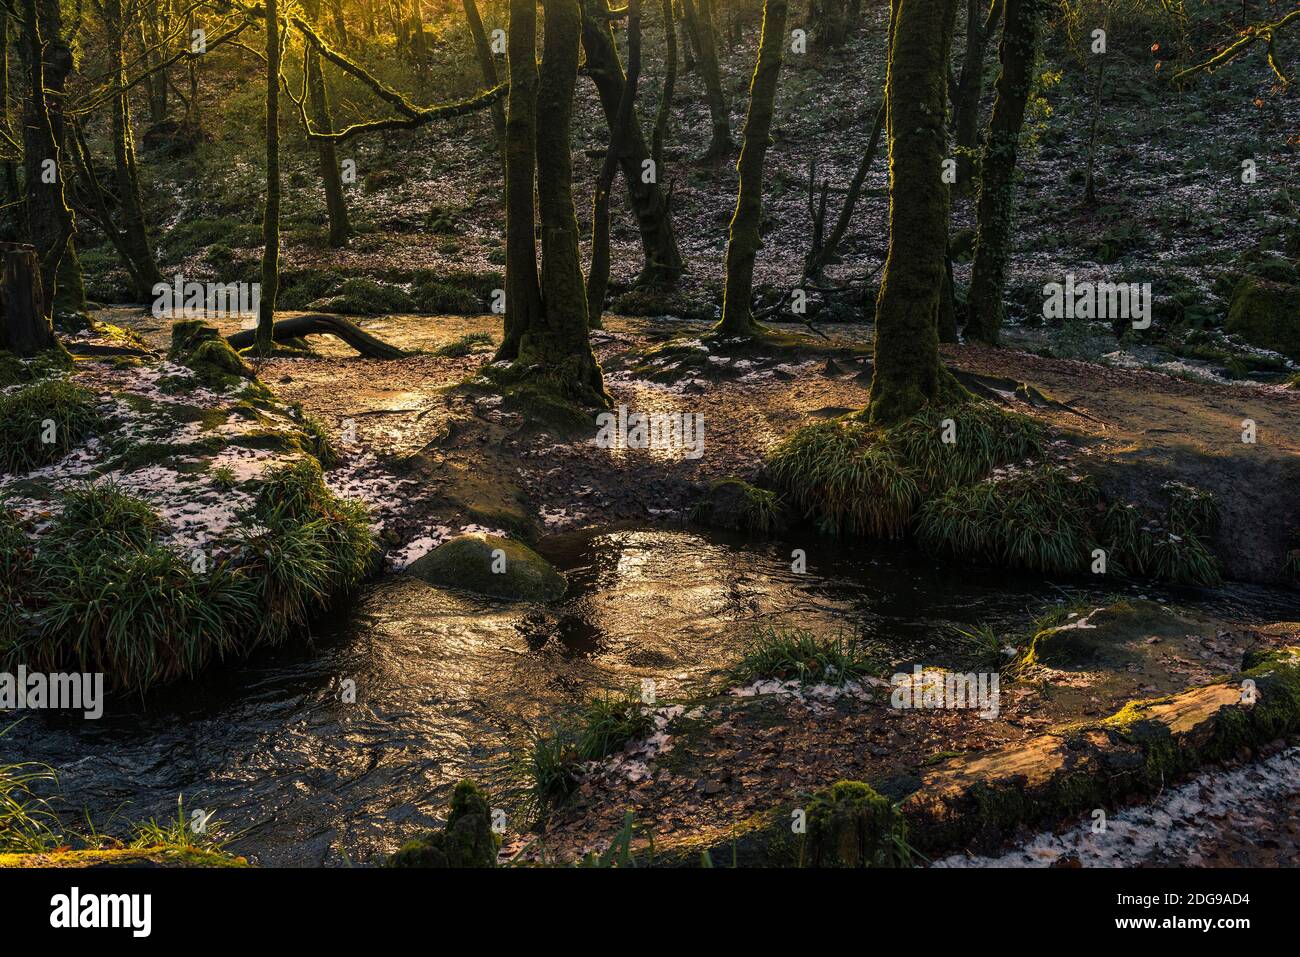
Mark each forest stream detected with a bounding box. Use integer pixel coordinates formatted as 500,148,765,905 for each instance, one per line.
8,522,1297,866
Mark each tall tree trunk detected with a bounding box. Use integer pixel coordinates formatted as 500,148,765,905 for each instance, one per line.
579,0,684,285
304,0,352,247
965,0,1041,345
0,11,25,243
516,0,607,406
104,0,164,299
951,0,1002,193
716,0,787,336
681,0,731,157
588,0,642,327
868,0,961,426
140,1,168,124
463,0,506,159
258,0,283,352
497,0,542,361
16,0,75,317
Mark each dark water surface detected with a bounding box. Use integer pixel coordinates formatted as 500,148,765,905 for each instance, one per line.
5,525,1296,865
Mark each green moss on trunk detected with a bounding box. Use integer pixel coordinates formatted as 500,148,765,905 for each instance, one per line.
716,0,788,337
965,0,1042,344
867,0,962,425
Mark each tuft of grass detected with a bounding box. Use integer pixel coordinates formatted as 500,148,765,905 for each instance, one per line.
0,379,103,473
433,331,494,358
0,730,57,854
129,796,230,855
916,465,1100,575
1100,482,1221,586
725,625,881,686
885,401,1044,492
299,412,340,469
767,419,919,537
51,481,162,551
4,458,375,693
525,689,655,817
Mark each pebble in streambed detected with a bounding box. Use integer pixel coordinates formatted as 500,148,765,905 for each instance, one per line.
935,746,1300,868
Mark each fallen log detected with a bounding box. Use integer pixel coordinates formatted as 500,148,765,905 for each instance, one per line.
226,313,408,359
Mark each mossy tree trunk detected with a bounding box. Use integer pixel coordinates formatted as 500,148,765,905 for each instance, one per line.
716,0,787,337
16,0,76,317
0,12,22,243
681,0,731,158
258,0,283,353
579,0,684,285
951,0,1002,193
515,0,608,406
304,0,352,248
497,0,542,361
867,0,962,426
463,0,507,162
587,0,642,327
965,0,1041,345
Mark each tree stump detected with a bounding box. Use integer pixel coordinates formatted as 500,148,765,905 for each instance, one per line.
0,242,57,356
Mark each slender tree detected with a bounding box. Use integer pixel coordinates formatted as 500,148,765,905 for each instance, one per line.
868,0,962,425
965,0,1042,345
651,0,677,177
258,0,283,353
515,0,608,406
463,0,506,158
681,0,731,158
588,0,642,327
579,0,684,285
98,0,164,297
498,0,542,360
951,0,1003,193
716,0,787,337
304,0,351,247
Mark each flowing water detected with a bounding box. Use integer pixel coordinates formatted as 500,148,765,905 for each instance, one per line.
5,525,1296,866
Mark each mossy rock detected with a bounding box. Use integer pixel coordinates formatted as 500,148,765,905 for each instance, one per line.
387,780,499,868
168,319,254,388
1225,276,1300,360
168,318,222,358
406,533,566,602
1019,600,1212,673
804,780,910,868
691,478,783,534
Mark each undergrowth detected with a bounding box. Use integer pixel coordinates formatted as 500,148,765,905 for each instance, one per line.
525,688,654,817
724,626,882,686
1,459,375,692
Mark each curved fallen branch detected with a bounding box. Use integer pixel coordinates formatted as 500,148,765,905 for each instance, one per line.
226,314,408,359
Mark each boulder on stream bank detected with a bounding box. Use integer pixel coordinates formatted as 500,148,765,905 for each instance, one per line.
405,533,567,602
